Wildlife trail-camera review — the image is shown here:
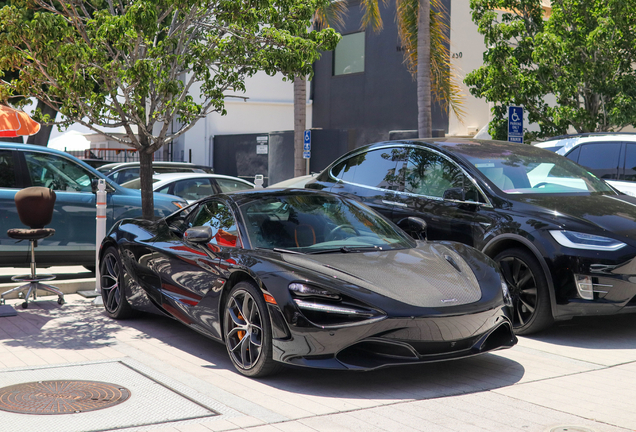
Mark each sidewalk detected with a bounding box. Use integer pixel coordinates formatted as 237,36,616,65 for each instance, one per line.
0,266,95,300
1,290,636,432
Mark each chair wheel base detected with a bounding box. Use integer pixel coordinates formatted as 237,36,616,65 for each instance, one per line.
57,297,65,305
22,302,28,309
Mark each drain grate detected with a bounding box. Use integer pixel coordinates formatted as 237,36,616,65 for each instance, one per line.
0,380,130,415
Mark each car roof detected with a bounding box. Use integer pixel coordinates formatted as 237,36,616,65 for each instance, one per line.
537,133,636,155
219,187,339,206
338,138,557,162
98,161,212,171
151,172,254,187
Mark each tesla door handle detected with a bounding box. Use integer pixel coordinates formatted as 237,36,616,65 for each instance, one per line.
382,200,408,207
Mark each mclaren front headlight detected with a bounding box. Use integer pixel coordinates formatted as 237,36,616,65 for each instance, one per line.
288,282,385,327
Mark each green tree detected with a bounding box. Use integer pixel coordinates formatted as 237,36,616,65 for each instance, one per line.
0,0,339,218
0,0,59,146
465,0,636,141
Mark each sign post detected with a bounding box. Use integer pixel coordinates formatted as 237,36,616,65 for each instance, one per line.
508,106,524,143
303,130,311,175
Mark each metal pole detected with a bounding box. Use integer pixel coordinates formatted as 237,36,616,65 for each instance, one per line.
95,179,107,294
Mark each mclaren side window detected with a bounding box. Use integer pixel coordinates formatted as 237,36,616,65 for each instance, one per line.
188,200,240,248
330,148,408,191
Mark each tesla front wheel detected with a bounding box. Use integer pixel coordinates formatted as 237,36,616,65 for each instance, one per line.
100,247,135,320
495,248,553,335
224,281,282,377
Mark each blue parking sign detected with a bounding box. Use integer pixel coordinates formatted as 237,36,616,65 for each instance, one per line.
508,106,524,143
303,130,311,151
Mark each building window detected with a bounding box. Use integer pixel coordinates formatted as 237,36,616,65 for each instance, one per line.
333,32,365,76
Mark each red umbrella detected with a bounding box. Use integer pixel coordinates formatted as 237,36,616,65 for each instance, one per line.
0,104,41,137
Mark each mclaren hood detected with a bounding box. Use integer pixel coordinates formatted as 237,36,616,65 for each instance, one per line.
281,243,482,308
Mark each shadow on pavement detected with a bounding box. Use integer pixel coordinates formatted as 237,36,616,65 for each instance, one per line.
110,311,527,401
523,313,636,350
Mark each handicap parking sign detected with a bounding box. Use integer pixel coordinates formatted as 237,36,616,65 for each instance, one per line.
303,130,311,151
508,106,524,143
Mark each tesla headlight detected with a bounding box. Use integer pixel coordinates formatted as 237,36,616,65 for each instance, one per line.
549,230,626,251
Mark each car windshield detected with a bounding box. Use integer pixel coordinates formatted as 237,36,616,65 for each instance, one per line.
239,194,415,252
459,144,614,194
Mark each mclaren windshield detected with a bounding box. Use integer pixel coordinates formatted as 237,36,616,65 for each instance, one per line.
239,193,415,253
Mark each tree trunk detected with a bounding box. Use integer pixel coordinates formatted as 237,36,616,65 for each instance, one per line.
293,76,307,178
139,139,155,220
417,0,432,138
26,100,57,146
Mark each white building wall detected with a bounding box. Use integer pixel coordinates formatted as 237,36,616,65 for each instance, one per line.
174,71,310,167
448,0,491,137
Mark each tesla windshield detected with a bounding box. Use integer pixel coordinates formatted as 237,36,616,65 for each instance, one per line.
239,194,415,252
461,145,614,194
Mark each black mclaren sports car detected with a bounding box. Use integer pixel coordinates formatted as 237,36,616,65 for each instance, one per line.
99,189,517,377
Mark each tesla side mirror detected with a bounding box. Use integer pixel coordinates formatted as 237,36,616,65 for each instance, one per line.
443,187,464,201
398,217,427,241
184,226,213,243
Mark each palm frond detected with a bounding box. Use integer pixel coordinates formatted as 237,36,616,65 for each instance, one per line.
315,0,348,30
360,0,389,32
395,0,465,120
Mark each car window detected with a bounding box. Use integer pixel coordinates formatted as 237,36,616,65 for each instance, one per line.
173,179,214,201
622,144,636,182
565,146,581,163
215,178,254,193
111,168,140,185
156,184,170,194
331,148,407,190
24,151,97,192
576,142,621,179
0,150,17,188
239,193,415,252
402,148,482,201
188,200,239,248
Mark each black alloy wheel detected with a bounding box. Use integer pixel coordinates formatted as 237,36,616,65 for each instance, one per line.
495,248,553,335
100,247,134,319
223,281,281,377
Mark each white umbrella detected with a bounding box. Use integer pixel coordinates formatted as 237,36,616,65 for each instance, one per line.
48,130,91,151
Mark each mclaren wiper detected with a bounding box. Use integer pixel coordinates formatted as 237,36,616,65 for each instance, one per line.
255,247,305,255
308,245,382,254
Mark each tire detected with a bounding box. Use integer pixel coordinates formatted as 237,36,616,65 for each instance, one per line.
100,246,135,319
494,248,553,335
223,281,282,377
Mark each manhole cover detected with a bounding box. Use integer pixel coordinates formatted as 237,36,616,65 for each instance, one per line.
0,380,130,415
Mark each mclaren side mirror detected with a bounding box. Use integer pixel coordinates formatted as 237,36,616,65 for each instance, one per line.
184,226,213,243
397,217,427,241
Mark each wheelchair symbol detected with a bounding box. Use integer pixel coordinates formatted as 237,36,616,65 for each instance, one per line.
511,109,521,122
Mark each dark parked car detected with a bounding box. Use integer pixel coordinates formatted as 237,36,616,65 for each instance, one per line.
99,189,516,377
306,138,636,334
0,142,186,268
97,161,214,185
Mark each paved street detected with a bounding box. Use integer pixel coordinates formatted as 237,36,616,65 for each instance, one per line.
1,291,636,432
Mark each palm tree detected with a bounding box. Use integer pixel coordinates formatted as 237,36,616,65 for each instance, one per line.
293,0,464,175
363,0,464,137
